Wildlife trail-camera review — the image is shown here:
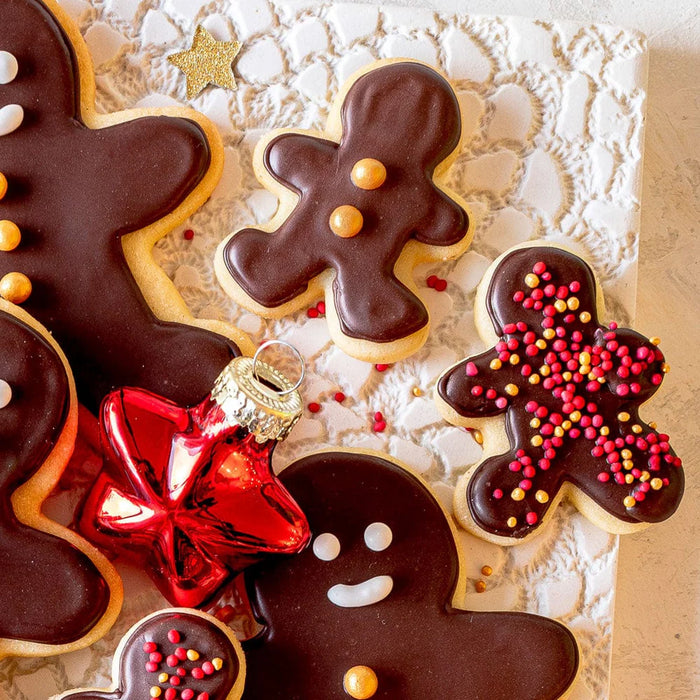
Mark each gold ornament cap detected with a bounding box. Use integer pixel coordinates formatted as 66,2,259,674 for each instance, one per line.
211,342,303,443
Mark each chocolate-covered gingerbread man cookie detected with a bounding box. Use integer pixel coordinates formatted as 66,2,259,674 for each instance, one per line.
435,244,684,543
0,299,120,658
242,451,579,699
216,60,471,363
52,609,245,700
0,0,251,413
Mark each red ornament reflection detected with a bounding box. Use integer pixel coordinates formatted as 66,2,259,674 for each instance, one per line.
79,387,310,607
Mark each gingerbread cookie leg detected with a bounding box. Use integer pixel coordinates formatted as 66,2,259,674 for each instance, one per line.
435,243,684,544
0,0,253,413
216,59,471,364
0,299,120,659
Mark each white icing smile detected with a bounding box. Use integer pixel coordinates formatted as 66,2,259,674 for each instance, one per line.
327,575,393,608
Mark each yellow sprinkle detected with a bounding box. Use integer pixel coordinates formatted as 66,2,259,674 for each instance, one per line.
617,411,630,422
150,688,162,699
621,449,632,460
511,488,525,501
599,426,610,436
509,354,520,365
640,471,650,482
579,351,591,364
623,460,634,470
475,580,487,593
554,299,567,313
212,657,224,671
588,371,597,381
580,311,592,323
623,496,636,508
567,297,580,310
661,362,670,373
507,516,518,528
530,418,541,429
158,673,169,684
540,365,551,377
632,424,643,434
562,371,572,381
531,435,544,447
554,426,564,437
481,565,493,577
569,411,581,423
625,473,634,484
490,358,503,370
187,649,200,661
505,383,519,396
597,376,606,384
648,421,657,430
650,478,663,491
535,490,549,504
412,386,423,397
529,374,541,385
562,420,573,430
525,273,540,288
472,429,484,445
535,339,547,350
580,364,591,374
543,328,556,340
650,337,661,346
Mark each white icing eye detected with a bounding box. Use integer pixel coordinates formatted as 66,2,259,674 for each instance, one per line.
312,532,341,561
0,380,11,409
364,522,392,552
0,104,23,137
0,52,18,85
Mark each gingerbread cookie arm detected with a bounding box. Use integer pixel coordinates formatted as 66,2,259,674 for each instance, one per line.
0,299,120,659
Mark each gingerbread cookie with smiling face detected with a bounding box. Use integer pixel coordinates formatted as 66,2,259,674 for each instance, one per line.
435,244,684,544
52,609,245,700
242,451,579,699
216,60,471,364
0,299,120,659
0,0,252,414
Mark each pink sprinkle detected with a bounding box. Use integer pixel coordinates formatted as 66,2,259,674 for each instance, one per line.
493,489,504,499
615,383,630,397
495,397,508,409
182,691,195,700
503,323,517,334
375,363,389,372
523,466,536,478
513,291,525,302
533,261,546,275
170,676,181,686
145,662,159,673
526,512,538,525
509,461,521,472
202,661,215,675
143,641,157,653
317,301,326,315
183,228,194,240
519,479,532,491
150,652,163,663
191,668,205,680
471,385,483,396
465,361,479,377
597,472,610,482
539,458,551,470
569,280,581,292
197,693,210,700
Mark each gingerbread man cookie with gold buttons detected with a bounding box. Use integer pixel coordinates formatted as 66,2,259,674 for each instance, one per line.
216,59,472,363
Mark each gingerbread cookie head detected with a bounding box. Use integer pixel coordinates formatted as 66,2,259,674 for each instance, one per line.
0,0,248,413
243,451,579,699
216,60,471,363
53,609,245,700
435,245,684,543
0,299,119,658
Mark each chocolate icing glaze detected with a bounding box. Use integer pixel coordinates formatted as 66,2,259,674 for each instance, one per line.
223,62,469,343
0,308,109,644
59,611,241,700
437,247,684,538
0,0,240,413
243,452,579,699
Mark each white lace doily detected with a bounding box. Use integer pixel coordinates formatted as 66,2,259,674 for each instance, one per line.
3,2,648,698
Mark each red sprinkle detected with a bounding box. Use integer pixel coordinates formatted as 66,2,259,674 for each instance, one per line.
202,661,215,675
181,691,195,700
317,301,326,315
165,689,177,700
143,641,157,653
166,655,179,667
373,420,387,433
197,694,210,700
334,391,346,403
183,228,194,240
375,363,390,372
191,668,205,680
145,662,159,673
526,512,538,525
307,307,319,318
434,278,447,292
308,402,321,413
175,648,187,661
214,604,235,623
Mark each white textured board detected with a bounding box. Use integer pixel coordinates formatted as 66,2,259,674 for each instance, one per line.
7,1,649,698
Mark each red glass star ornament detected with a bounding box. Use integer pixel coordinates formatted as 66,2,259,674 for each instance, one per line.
79,381,310,608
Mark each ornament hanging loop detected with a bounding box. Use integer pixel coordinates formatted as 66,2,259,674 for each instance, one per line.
252,339,305,396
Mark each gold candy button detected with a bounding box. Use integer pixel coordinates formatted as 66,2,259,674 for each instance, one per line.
330,205,364,238
343,665,378,699
351,158,387,190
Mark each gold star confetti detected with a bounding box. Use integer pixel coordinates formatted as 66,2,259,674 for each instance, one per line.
168,25,241,100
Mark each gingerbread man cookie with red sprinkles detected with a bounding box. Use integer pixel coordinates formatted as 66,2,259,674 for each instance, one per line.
216,59,471,363
52,609,245,700
435,243,684,544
